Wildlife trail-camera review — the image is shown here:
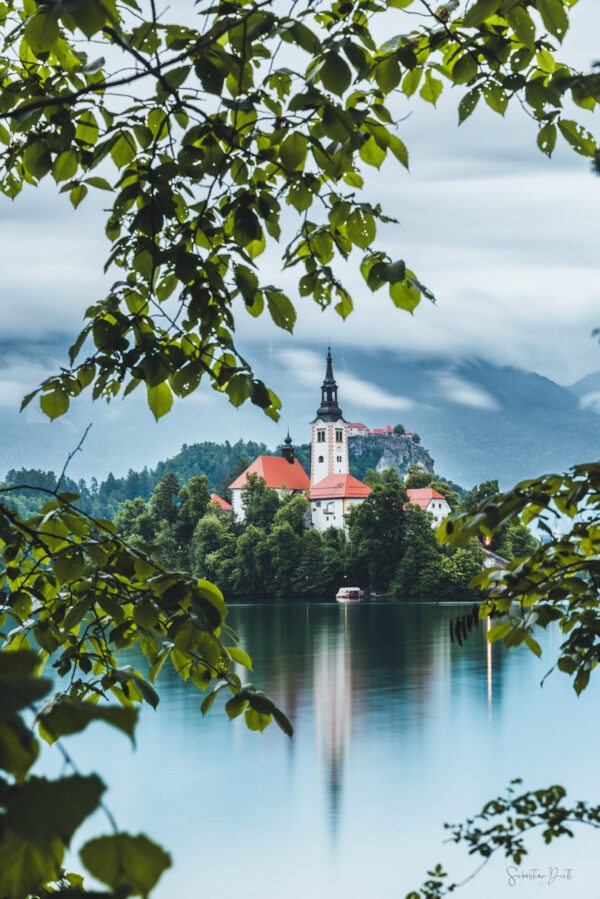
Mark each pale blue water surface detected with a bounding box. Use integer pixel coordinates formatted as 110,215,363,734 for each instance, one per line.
47,602,600,898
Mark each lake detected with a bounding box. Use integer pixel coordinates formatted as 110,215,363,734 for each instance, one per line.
52,602,599,898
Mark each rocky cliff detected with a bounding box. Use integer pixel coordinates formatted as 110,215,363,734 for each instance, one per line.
349,434,434,482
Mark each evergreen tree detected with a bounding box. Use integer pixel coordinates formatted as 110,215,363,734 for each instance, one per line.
150,473,181,524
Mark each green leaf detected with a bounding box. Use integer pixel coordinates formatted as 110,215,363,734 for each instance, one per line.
0,673,52,721
227,646,252,670
506,7,536,52
346,209,375,249
0,715,39,780
245,707,271,732
36,696,138,744
452,53,477,85
462,0,499,28
374,56,401,93
574,668,590,695
537,49,555,74
133,675,159,709
4,775,104,848
388,134,409,168
419,70,443,106
147,382,173,420
483,82,508,115
537,122,556,157
359,135,386,168
71,0,106,38
52,149,78,183
558,119,596,157
226,374,250,407
40,387,69,420
266,290,296,332
70,184,88,208
402,68,422,97
23,140,52,179
389,278,420,312
458,87,481,123
321,53,352,95
273,707,294,737
280,133,308,170
80,833,171,898
25,13,59,54
487,621,512,642
225,694,247,720
524,634,542,658
0,828,62,899
196,578,228,623
536,0,569,41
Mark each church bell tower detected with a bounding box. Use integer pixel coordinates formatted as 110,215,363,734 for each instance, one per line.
310,348,348,485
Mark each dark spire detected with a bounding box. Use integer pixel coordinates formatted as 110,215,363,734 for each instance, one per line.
282,430,295,464
312,347,344,423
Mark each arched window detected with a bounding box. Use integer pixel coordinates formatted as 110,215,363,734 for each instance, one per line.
318,455,324,463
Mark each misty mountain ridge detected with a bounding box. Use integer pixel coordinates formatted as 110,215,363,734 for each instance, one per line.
2,346,600,490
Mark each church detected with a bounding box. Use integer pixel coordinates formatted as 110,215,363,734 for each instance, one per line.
228,349,450,531
229,348,371,531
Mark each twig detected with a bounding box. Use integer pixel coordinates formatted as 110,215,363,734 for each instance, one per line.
56,423,93,493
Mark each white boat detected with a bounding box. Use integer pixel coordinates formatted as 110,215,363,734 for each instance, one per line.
336,587,364,603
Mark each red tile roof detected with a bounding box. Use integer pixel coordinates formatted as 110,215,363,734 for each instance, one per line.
229,456,310,491
309,473,372,500
405,487,447,510
210,493,232,511
347,422,368,429
371,425,394,435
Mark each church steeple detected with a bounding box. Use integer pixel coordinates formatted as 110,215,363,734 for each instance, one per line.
281,430,295,464
313,347,344,423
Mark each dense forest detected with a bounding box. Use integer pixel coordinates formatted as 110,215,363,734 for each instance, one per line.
106,466,536,601
0,437,463,520
1,441,534,600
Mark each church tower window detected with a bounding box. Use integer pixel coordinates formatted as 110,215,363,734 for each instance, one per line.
335,429,343,442
317,430,325,443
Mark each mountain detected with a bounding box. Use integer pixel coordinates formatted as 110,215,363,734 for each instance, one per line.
3,341,600,490
325,352,600,488
567,370,600,413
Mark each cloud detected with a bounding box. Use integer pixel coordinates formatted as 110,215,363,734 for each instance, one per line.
434,373,498,410
579,391,600,414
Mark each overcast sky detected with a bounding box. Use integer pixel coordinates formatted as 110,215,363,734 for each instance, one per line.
1,1,599,479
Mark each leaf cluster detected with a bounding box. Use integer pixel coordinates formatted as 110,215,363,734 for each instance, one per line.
0,0,591,422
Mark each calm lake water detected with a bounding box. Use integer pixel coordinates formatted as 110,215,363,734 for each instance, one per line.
51,602,600,898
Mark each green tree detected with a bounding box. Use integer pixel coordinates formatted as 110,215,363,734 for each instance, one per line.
348,468,408,592
174,475,211,546
230,525,271,598
272,493,310,536
394,424,405,435
241,474,280,530
405,464,433,489
391,506,444,600
293,530,327,597
150,473,181,524
267,522,302,598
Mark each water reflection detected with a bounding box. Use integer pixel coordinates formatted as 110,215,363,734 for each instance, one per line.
56,602,600,899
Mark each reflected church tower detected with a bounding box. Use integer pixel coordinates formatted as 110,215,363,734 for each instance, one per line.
310,348,349,485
